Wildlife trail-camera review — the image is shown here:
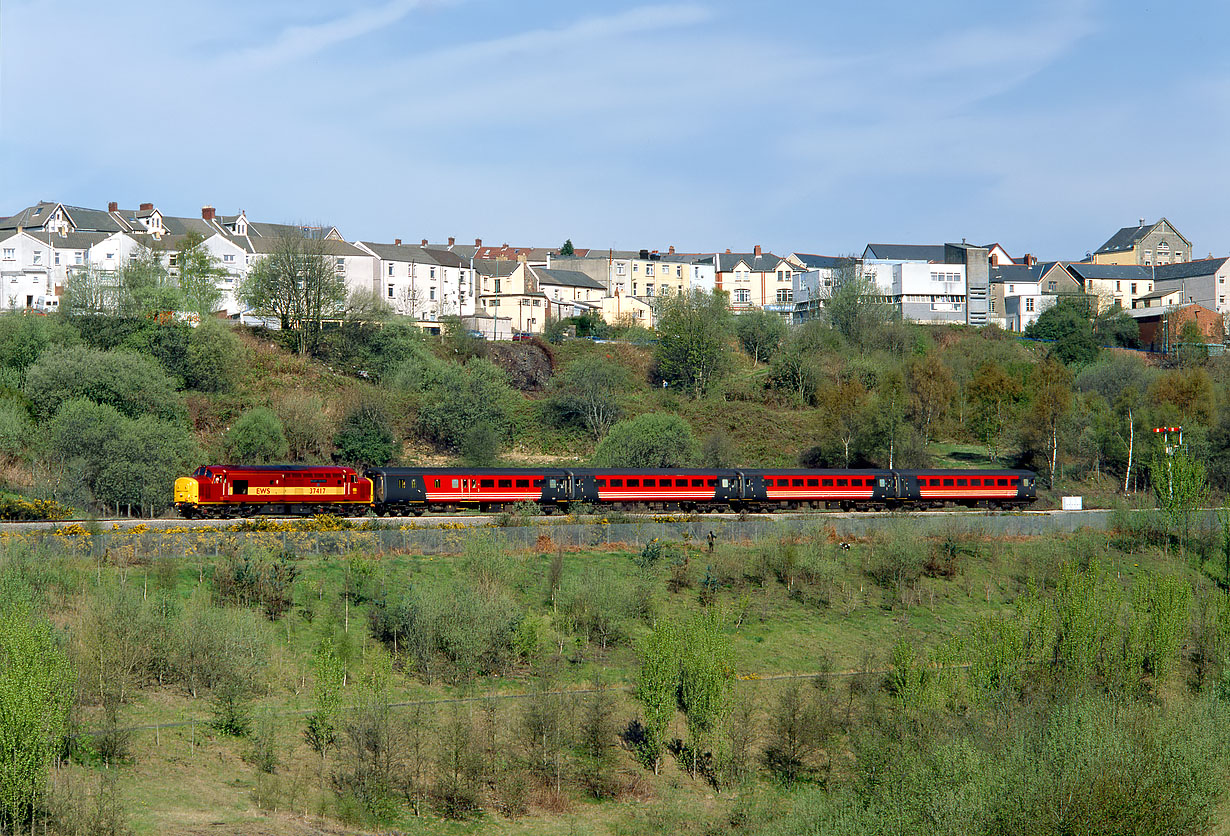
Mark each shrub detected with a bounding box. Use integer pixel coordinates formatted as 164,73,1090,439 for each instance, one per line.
592,413,697,468
224,407,289,464
334,402,397,466
213,548,299,619
24,345,183,420
416,360,514,451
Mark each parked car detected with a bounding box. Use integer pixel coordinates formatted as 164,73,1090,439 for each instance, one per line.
512,332,534,342
465,329,487,340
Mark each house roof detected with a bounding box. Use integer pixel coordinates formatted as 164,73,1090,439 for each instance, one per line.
863,244,947,262
1094,218,1191,254
0,202,63,230
20,229,112,250
472,259,520,278
161,215,222,237
989,264,1045,285
1151,257,1230,280
1064,263,1154,282
792,253,850,270
530,266,606,290
359,241,442,263
709,252,787,272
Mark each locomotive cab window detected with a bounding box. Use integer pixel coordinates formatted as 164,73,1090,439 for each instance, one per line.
943,479,954,487
720,479,729,488
548,479,557,488
481,479,494,488
878,478,886,487
533,479,543,487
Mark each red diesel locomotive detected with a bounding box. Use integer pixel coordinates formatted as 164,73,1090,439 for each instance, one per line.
173,465,372,519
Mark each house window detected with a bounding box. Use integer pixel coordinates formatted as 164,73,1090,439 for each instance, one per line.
223,254,235,263
494,279,501,293
676,266,682,277
1025,297,1035,312
990,299,996,312
1048,281,1056,292
1116,281,1121,291
54,252,60,266
430,287,436,301
1,249,12,260
1176,252,1184,262
430,267,436,279
106,252,115,261
777,270,783,281
646,283,655,297
1008,285,1014,293
1131,283,1137,294
388,264,394,276
646,264,654,276
387,285,394,298
74,252,83,264
32,251,41,265
335,257,345,272
632,263,638,273
615,263,625,276
734,288,750,304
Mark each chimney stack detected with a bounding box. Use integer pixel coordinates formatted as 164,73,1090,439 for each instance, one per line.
201,206,215,221
753,244,762,256
139,202,153,211
107,201,118,213
725,248,731,254
421,238,428,246
475,237,482,247
668,245,675,254
448,236,455,247
394,238,401,246
1139,218,1146,226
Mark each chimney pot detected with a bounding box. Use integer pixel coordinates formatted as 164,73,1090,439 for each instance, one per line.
1139,217,1146,226
725,248,731,254
448,236,455,247
754,244,762,256
421,239,428,246
475,237,482,247
201,205,215,221
108,201,118,213
139,202,153,211
394,238,401,246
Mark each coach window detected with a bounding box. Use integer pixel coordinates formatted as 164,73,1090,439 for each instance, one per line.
434,479,441,488
480,479,494,487
597,479,607,487
451,479,460,489
1010,478,1019,485
822,478,833,487
644,479,655,487
836,478,847,487
707,479,716,487
661,479,672,486
930,479,941,486
956,479,967,486
943,479,954,487
792,478,804,486
850,478,861,486
628,479,639,487
398,479,406,489
498,479,512,488
691,479,704,487
611,479,623,487
516,479,529,488
998,479,1008,486
970,479,980,486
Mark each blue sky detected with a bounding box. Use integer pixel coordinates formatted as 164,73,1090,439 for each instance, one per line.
1,0,1227,259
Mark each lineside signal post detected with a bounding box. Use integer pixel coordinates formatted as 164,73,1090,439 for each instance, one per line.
1152,426,1183,501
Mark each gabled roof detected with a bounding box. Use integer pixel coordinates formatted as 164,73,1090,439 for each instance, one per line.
358,241,442,263
989,264,1046,285
710,252,788,272
1064,263,1154,282
21,229,112,250
1151,257,1230,280
472,259,520,278
0,202,63,230
423,248,467,269
161,215,222,237
63,204,133,233
1094,218,1191,254
529,266,605,290
792,253,851,270
862,244,947,262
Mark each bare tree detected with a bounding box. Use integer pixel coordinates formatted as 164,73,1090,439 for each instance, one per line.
239,230,347,354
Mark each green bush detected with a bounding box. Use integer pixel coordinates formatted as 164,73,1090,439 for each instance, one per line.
334,402,397,466
416,360,514,451
25,345,183,420
225,407,289,464
592,413,697,467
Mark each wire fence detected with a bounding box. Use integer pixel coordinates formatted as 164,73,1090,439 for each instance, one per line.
1,510,1133,560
